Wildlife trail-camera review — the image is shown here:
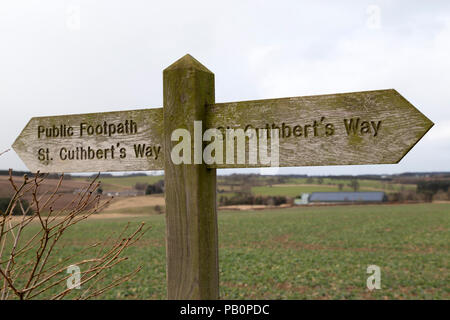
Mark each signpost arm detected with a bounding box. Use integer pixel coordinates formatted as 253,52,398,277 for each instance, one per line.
163,54,219,299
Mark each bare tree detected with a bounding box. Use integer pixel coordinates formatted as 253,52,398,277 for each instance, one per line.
134,182,148,191
0,170,149,300
348,179,360,192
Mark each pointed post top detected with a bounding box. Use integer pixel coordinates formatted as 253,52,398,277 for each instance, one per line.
164,54,213,73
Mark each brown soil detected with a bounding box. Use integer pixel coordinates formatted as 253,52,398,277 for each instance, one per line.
219,204,291,211
102,195,165,212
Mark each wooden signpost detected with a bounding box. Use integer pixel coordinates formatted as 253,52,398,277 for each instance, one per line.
12,54,434,299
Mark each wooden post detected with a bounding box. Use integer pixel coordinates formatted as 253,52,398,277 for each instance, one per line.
12,53,434,301
163,54,219,299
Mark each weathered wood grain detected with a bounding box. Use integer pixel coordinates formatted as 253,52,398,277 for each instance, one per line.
163,54,219,299
207,89,434,168
12,108,164,172
13,90,433,172
11,53,435,303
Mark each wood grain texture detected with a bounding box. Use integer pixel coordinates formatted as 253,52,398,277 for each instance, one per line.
13,90,433,172
163,54,219,299
12,108,164,172
206,89,434,168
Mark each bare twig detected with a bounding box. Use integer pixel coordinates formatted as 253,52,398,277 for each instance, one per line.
0,171,149,300
0,149,10,157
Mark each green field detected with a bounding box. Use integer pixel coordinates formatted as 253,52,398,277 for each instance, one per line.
286,177,416,192
251,178,416,197
74,175,415,197
7,203,449,299
251,185,367,197
74,175,164,191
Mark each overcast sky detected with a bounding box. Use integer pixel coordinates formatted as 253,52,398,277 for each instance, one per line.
1,1,449,176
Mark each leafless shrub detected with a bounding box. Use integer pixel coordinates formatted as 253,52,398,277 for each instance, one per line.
388,190,426,202
134,182,148,191
0,170,149,300
433,190,450,201
153,205,163,214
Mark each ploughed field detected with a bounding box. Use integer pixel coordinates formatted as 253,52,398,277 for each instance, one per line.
6,203,449,299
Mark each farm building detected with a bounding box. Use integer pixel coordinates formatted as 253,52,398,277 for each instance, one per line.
105,190,145,197
307,192,387,203
294,193,310,205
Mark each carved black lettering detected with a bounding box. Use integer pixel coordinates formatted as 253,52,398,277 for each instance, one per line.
325,123,335,136
293,125,302,137
371,121,382,136
344,118,360,135
360,121,371,134
281,123,291,138
120,148,126,159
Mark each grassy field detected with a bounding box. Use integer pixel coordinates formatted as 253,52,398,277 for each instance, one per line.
286,177,416,192
74,175,164,191
70,175,415,197
251,178,416,197
7,203,449,299
251,185,371,197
